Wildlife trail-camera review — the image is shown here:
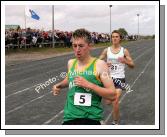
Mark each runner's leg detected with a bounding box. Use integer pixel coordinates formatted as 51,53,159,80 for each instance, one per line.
112,88,122,124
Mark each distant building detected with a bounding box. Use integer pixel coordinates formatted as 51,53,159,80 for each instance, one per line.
5,25,20,30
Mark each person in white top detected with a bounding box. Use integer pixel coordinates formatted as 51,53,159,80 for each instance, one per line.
99,30,135,124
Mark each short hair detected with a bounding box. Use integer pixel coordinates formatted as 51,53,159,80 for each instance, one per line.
72,28,92,44
111,30,122,39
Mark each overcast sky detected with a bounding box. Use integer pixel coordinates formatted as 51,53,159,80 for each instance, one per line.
5,5,155,35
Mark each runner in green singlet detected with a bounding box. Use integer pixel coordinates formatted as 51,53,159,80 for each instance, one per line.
52,28,116,125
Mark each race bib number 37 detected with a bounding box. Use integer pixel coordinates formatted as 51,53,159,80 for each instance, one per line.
74,93,92,106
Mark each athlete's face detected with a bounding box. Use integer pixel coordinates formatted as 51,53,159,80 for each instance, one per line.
112,33,121,45
72,38,91,60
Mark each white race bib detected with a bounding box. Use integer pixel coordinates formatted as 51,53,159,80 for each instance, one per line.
74,92,92,106
111,64,118,71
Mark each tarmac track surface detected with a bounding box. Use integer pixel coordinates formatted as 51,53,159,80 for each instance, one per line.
5,40,155,125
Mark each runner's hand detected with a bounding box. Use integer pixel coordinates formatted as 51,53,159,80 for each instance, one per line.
107,62,112,67
52,83,61,96
118,57,126,64
74,76,91,89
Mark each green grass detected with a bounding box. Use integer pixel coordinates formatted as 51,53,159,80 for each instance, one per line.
5,46,73,55
5,40,129,55
93,40,129,48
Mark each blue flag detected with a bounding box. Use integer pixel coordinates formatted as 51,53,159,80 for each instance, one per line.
29,9,40,20
25,7,40,20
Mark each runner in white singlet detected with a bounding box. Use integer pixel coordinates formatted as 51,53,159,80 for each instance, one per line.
99,30,135,125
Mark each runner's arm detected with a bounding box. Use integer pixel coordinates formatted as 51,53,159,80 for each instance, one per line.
74,60,116,100
53,59,74,89
124,48,135,68
55,76,68,89
91,60,116,100
99,48,107,60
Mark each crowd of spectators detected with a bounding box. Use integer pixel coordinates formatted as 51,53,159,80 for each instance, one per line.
5,28,139,49
5,28,71,48
5,28,111,49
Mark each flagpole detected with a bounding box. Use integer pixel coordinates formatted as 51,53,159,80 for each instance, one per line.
24,6,27,49
52,5,55,48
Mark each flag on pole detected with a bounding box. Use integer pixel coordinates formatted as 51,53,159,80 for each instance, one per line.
25,7,40,20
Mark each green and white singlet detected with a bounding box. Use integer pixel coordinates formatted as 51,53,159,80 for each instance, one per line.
63,58,104,122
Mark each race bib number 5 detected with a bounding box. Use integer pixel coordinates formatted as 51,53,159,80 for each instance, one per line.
74,93,92,106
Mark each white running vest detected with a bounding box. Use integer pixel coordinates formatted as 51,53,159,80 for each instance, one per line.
107,47,125,78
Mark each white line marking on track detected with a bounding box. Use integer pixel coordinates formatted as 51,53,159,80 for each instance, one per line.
5,84,40,99
5,66,64,87
42,110,64,125
6,91,52,115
